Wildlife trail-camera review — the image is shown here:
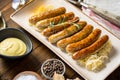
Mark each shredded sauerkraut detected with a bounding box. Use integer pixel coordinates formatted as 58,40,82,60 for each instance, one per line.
77,41,112,72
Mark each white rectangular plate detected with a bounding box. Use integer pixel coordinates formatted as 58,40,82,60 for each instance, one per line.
11,0,120,80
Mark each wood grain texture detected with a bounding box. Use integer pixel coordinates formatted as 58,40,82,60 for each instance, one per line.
0,0,119,80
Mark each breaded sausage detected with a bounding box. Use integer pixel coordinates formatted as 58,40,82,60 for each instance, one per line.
29,7,66,25
72,35,109,60
42,17,79,37
66,29,101,53
48,21,87,43
35,12,74,30
57,25,93,51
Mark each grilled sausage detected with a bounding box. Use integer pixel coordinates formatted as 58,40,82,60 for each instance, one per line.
29,7,66,25
57,25,93,51
48,21,87,43
35,12,74,30
42,17,79,37
66,29,101,53
72,35,109,60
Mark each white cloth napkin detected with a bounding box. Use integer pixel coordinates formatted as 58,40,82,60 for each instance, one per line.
82,6,120,39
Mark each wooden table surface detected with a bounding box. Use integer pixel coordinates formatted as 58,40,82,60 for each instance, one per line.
0,0,120,80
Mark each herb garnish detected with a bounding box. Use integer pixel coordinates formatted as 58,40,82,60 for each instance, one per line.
49,21,55,27
58,16,66,24
58,15,63,24
62,16,66,23
73,23,81,30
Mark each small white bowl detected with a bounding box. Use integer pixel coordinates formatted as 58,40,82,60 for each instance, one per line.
13,71,43,80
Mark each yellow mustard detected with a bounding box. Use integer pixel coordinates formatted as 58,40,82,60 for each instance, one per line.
0,38,26,56
33,5,53,14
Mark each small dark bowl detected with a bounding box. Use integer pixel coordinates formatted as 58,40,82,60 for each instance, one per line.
0,28,32,59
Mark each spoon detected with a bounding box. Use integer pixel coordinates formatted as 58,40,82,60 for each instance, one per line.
0,11,6,30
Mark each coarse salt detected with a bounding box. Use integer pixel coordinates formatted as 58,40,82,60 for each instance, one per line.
16,75,38,80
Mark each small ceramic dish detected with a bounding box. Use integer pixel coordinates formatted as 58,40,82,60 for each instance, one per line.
41,59,66,80
13,71,43,80
0,28,32,59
